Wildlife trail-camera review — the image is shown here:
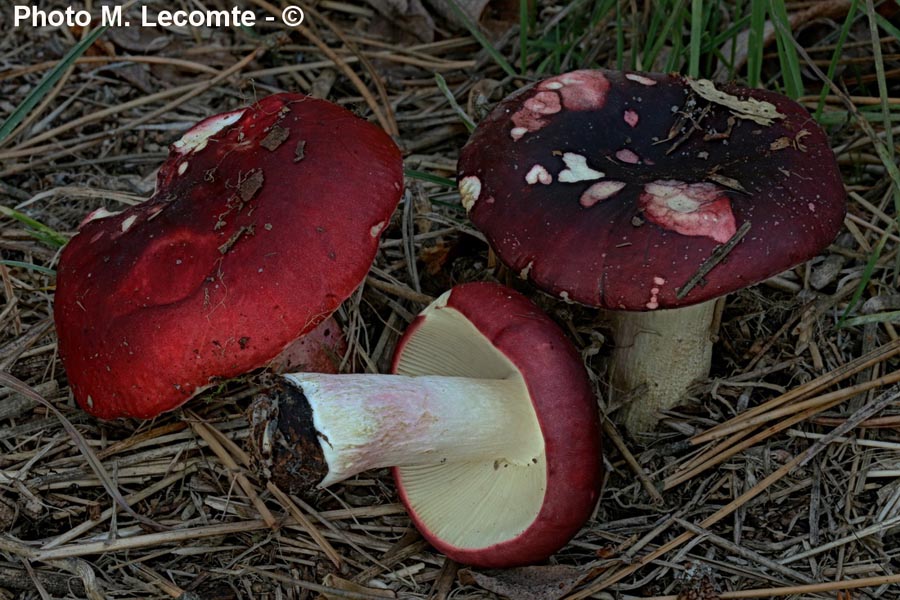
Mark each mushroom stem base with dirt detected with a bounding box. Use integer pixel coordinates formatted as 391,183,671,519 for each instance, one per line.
250,372,539,491
608,299,720,436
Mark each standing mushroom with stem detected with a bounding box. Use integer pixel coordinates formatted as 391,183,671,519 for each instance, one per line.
249,282,603,568
456,69,846,435
54,94,403,419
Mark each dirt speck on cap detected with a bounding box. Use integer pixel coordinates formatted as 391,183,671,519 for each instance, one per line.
260,125,290,151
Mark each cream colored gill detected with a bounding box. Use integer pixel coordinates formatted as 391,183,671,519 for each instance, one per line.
393,291,546,550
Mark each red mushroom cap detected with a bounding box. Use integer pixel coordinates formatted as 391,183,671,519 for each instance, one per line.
458,70,846,310
391,282,602,567
55,93,402,419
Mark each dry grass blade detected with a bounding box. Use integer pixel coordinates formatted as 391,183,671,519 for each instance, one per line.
266,481,344,569
186,411,278,528
602,420,664,505
665,370,900,489
0,371,168,532
245,566,395,599
639,572,900,599
34,519,277,561
248,0,396,136
692,336,900,444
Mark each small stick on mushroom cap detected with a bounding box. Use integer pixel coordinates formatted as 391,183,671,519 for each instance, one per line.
249,282,603,568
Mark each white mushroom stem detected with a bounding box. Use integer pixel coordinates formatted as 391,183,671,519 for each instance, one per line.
282,372,536,487
608,299,721,436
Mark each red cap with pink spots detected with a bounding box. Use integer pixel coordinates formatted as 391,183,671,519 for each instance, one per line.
458,69,845,310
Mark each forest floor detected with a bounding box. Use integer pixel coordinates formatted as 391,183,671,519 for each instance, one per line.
1,1,899,598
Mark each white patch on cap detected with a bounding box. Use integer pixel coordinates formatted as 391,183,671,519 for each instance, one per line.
558,153,604,183
510,126,528,140
121,215,138,233
525,164,552,185
544,82,564,90
626,73,657,86
459,176,482,212
86,395,94,409
172,109,246,155
177,162,188,175
580,181,626,207
370,221,386,237
665,195,702,213
81,207,119,226
808,202,816,212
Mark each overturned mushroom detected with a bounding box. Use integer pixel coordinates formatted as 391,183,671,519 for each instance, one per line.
457,70,845,434
54,94,403,419
250,282,602,567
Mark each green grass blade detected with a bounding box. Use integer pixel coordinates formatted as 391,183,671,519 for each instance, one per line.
841,310,900,328
867,0,894,163
0,260,56,276
875,11,900,40
404,169,456,188
840,231,891,326
0,206,68,248
434,73,476,133
768,0,803,98
520,0,529,75
643,0,686,71
747,0,767,87
815,0,859,120
0,24,109,143
443,0,517,78
616,0,625,71
689,0,703,77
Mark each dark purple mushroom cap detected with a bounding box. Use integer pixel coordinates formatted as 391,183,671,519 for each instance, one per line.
457,70,846,310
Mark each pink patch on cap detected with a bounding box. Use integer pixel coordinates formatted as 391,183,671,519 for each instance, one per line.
539,70,611,111
646,277,666,309
615,148,640,164
646,288,660,310
523,92,562,115
624,109,639,127
510,91,562,140
639,180,737,244
580,181,626,208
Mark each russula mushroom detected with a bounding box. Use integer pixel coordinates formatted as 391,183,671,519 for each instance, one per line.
54,93,403,419
457,70,845,434
249,282,602,567
269,316,348,375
